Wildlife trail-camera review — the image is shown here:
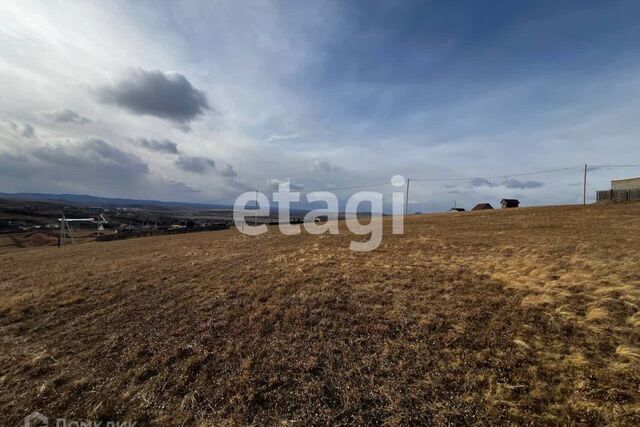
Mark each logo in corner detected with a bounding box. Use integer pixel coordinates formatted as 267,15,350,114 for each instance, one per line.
24,411,48,427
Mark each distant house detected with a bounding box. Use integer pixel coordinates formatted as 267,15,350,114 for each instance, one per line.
314,215,329,224
611,177,640,190
448,208,465,212
500,199,520,209
597,177,640,202
472,203,493,211
118,224,139,233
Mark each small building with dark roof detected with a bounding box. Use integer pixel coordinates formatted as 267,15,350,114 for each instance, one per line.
472,203,493,211
117,224,139,234
500,199,520,208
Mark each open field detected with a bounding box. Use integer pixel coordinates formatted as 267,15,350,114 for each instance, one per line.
1,203,639,425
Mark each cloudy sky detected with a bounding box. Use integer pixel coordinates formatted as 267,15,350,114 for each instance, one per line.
1,0,640,211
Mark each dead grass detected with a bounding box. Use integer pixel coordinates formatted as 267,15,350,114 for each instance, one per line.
0,203,639,425
0,228,106,252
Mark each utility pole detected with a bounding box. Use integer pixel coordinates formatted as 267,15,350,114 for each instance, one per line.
583,163,588,205
59,211,64,247
254,189,258,226
404,178,410,218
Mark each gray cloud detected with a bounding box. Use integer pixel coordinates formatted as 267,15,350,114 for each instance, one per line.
174,155,239,180
503,178,544,189
310,159,338,174
33,138,149,175
97,69,210,125
0,138,150,197
0,153,32,179
45,109,91,124
0,139,206,200
469,178,499,188
164,179,201,194
137,137,179,154
268,178,304,191
218,163,237,178
9,122,36,138
22,123,35,138
175,155,216,174
586,166,607,172
468,177,543,190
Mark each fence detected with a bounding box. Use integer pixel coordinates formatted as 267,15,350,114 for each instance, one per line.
597,188,640,202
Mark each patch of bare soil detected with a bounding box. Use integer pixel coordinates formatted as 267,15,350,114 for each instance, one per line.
27,232,57,247
1,203,639,425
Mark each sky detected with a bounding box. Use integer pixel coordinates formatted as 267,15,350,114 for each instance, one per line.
1,0,640,212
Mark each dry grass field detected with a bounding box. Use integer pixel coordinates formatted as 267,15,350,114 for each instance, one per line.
0,228,109,252
1,203,639,425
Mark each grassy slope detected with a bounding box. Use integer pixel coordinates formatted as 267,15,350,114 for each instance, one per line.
0,203,639,425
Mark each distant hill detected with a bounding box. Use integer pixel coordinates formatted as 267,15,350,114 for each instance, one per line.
0,192,231,209
0,192,315,217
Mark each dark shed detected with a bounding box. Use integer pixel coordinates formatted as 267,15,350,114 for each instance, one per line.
472,203,493,210
500,199,520,208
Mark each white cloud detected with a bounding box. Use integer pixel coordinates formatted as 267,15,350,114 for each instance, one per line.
267,178,304,191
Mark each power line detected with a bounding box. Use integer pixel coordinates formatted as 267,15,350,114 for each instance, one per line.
301,182,390,193
207,182,391,205
588,164,640,169
411,166,584,182
206,164,639,205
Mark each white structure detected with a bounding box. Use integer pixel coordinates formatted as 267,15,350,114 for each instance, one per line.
58,214,108,246
611,177,640,190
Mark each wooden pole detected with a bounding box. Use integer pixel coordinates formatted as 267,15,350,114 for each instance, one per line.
404,178,410,218
59,212,64,247
583,164,587,205
254,189,258,226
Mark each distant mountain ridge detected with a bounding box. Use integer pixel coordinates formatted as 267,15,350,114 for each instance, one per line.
0,193,367,216
0,192,231,209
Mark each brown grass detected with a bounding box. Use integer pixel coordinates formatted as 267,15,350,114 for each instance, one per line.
0,228,106,252
1,203,639,425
